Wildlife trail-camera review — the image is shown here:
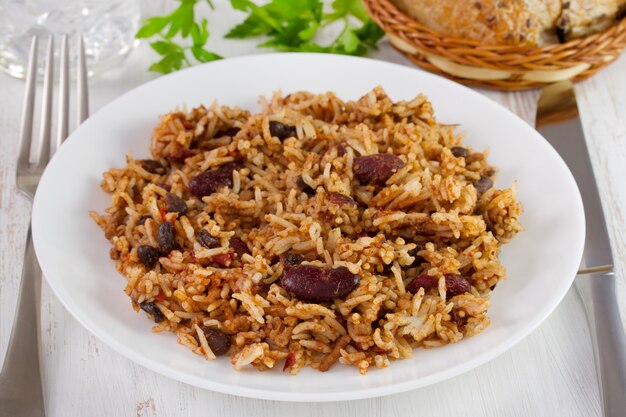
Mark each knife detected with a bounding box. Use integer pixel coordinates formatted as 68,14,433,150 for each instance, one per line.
536,81,626,417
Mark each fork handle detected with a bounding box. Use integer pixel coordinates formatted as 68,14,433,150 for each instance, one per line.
0,226,46,417
576,272,626,417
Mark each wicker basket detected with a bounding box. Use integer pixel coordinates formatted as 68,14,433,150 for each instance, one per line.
364,0,626,90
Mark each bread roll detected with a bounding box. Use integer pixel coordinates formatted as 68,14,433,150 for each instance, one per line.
526,0,562,43
392,0,541,45
557,0,626,41
393,0,625,45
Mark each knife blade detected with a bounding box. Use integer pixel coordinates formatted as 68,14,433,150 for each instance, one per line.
536,81,613,273
536,81,626,417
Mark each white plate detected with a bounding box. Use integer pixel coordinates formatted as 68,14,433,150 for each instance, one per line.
32,53,585,402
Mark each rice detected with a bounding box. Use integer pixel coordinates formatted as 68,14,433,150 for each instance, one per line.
90,86,523,374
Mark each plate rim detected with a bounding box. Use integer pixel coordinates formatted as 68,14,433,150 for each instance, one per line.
31,52,586,402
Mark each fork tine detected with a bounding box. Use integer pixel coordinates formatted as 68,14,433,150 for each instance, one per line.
17,36,38,171
53,34,69,157
77,35,89,125
36,36,53,167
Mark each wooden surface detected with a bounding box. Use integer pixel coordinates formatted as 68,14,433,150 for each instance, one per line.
1,2,625,416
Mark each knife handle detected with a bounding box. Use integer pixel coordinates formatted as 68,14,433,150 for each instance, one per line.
576,273,626,417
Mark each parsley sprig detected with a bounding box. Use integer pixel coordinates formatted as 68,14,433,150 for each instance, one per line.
136,0,384,74
136,0,222,73
226,0,384,55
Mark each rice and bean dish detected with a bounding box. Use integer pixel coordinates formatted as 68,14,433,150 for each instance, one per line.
90,87,523,374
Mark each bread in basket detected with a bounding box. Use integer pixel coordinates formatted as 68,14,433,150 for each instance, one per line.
364,0,626,90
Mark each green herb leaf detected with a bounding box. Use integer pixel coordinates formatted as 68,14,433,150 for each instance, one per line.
268,0,322,20
136,0,222,74
190,19,210,45
226,0,383,56
298,21,319,42
178,0,196,38
230,0,254,11
149,51,185,74
335,27,361,54
225,14,273,38
149,40,179,55
164,1,192,39
136,17,170,39
137,0,384,74
191,46,222,62
329,0,369,23
353,19,385,49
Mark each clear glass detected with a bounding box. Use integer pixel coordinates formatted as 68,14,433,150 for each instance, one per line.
0,0,140,78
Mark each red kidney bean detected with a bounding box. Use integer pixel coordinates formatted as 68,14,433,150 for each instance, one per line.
445,274,471,297
406,274,438,293
140,301,165,323
189,163,240,197
165,193,188,215
140,159,166,174
200,327,231,355
269,121,297,140
137,245,160,268
196,229,219,249
328,192,355,206
473,175,494,194
353,154,405,185
230,237,251,257
450,146,469,158
157,222,175,255
281,265,359,302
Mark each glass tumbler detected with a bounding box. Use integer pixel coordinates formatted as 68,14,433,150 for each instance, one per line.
0,0,141,78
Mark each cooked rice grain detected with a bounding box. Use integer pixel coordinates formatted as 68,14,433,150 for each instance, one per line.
91,87,522,373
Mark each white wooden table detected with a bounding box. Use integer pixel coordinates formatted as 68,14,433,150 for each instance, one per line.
1,2,626,416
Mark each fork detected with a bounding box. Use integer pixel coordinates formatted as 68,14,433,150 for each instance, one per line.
0,34,89,417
